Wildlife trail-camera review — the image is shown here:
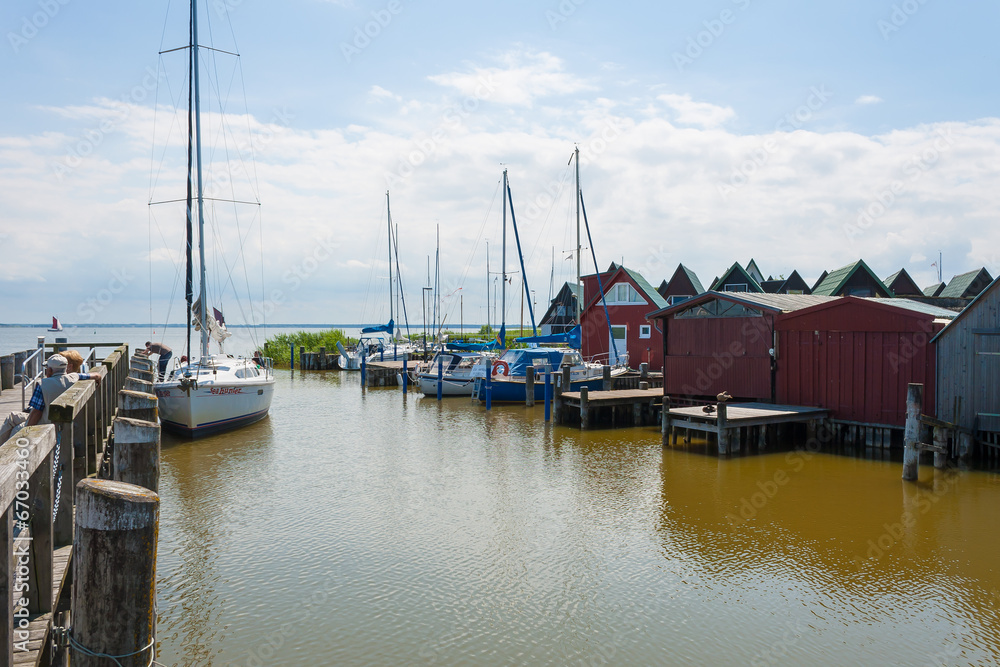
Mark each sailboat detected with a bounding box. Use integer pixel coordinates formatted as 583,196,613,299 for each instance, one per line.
48,317,63,332
471,152,628,403
339,191,418,370
153,0,274,438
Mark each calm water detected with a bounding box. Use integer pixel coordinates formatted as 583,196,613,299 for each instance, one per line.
3,328,1000,665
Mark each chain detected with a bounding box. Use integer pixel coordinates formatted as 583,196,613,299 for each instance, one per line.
52,437,62,523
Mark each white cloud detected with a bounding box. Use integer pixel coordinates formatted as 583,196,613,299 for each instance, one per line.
657,94,735,128
427,50,594,107
855,95,883,105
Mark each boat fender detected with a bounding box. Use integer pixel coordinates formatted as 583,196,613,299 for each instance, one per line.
492,360,510,376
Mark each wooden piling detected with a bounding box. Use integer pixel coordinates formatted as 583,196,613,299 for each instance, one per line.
902,383,921,481
639,381,649,391
544,372,551,421
118,390,158,423
639,362,648,380
602,365,612,391
112,417,161,492
933,427,947,469
319,346,327,369
128,368,154,383
526,366,535,407
580,386,590,429
124,377,154,394
72,479,159,667
0,354,13,390
717,402,729,456
662,395,671,439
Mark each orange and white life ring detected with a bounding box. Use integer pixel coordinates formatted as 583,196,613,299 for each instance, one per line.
492,360,510,376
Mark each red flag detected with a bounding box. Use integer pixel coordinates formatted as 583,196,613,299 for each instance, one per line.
213,307,225,326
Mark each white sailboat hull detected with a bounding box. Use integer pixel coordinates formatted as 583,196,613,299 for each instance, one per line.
155,357,274,438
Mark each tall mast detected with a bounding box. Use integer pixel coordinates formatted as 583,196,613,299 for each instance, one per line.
386,190,393,332
574,145,582,323
192,0,209,358
502,168,507,332
486,240,490,333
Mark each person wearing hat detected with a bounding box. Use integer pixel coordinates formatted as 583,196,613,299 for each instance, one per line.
22,354,101,428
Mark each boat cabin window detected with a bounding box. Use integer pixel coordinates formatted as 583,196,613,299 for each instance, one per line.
456,357,478,369
562,352,583,366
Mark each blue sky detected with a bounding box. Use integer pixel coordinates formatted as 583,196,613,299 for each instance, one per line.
2,0,999,328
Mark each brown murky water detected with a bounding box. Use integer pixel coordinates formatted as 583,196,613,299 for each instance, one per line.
154,369,1000,666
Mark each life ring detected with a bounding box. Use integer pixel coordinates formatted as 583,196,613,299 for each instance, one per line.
492,360,510,376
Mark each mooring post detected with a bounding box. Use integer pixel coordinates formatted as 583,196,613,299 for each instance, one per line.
361,354,367,388
437,356,443,401
299,346,306,371
661,395,671,439
112,416,161,493
319,346,327,370
124,377,154,394
640,362,648,380
602,365,611,391
717,402,729,456
290,342,295,370
580,386,590,429
933,427,948,469
72,479,159,667
485,372,492,410
402,358,408,395
544,372,551,422
639,381,649,391
902,383,922,481
0,353,13,390
118,390,158,423
525,366,535,407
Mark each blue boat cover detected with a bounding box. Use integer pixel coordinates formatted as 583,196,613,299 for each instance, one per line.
498,348,565,376
361,318,394,335
514,325,580,349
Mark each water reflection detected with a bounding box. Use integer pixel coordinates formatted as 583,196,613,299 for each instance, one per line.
154,373,1000,666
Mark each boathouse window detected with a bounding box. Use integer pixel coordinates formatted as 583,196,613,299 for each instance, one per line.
723,284,748,292
556,305,566,316
639,325,651,338
609,283,646,304
675,300,763,319
667,295,691,306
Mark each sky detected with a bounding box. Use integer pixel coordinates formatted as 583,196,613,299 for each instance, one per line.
2,0,999,329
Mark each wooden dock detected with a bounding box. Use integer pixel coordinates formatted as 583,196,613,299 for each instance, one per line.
559,387,663,429
365,361,412,387
0,381,26,425
663,401,830,455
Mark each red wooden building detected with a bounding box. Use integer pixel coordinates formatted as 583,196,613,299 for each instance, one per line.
581,265,667,369
776,297,954,426
648,293,957,427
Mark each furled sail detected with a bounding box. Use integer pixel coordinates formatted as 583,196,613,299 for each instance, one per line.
191,298,232,345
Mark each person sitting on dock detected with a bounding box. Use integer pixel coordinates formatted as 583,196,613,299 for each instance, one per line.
62,349,88,374
0,354,101,441
145,341,172,381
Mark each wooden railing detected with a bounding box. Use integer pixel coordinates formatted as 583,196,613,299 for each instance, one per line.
1,344,130,666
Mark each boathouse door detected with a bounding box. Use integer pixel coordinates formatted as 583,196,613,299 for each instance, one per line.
609,325,627,365
974,332,1000,433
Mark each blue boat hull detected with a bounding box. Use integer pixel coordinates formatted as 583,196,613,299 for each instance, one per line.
475,375,605,403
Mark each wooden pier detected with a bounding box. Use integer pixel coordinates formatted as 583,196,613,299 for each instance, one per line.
559,387,662,429
365,361,412,387
662,400,830,455
2,344,162,666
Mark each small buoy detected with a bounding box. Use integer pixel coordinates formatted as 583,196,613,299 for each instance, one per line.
396,373,403,385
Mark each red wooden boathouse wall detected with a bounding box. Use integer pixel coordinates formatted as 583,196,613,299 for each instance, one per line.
663,313,776,400
776,298,945,426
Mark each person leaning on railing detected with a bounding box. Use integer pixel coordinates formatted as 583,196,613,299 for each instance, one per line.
0,353,101,442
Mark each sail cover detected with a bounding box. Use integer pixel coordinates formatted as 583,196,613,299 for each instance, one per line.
361,318,394,335
514,325,580,349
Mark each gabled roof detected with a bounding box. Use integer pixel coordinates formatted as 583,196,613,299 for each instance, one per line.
932,275,1000,342
745,258,765,284
923,282,946,297
584,265,667,312
811,271,828,293
709,262,764,293
658,263,705,298
760,270,811,295
647,290,835,320
811,259,892,297
776,295,957,325
939,267,993,298
539,282,581,325
884,268,923,296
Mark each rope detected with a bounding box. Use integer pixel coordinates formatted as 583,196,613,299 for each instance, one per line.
67,634,156,667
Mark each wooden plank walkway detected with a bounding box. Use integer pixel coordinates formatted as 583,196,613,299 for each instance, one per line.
559,388,662,429
13,545,71,666
663,402,830,456
0,381,27,425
